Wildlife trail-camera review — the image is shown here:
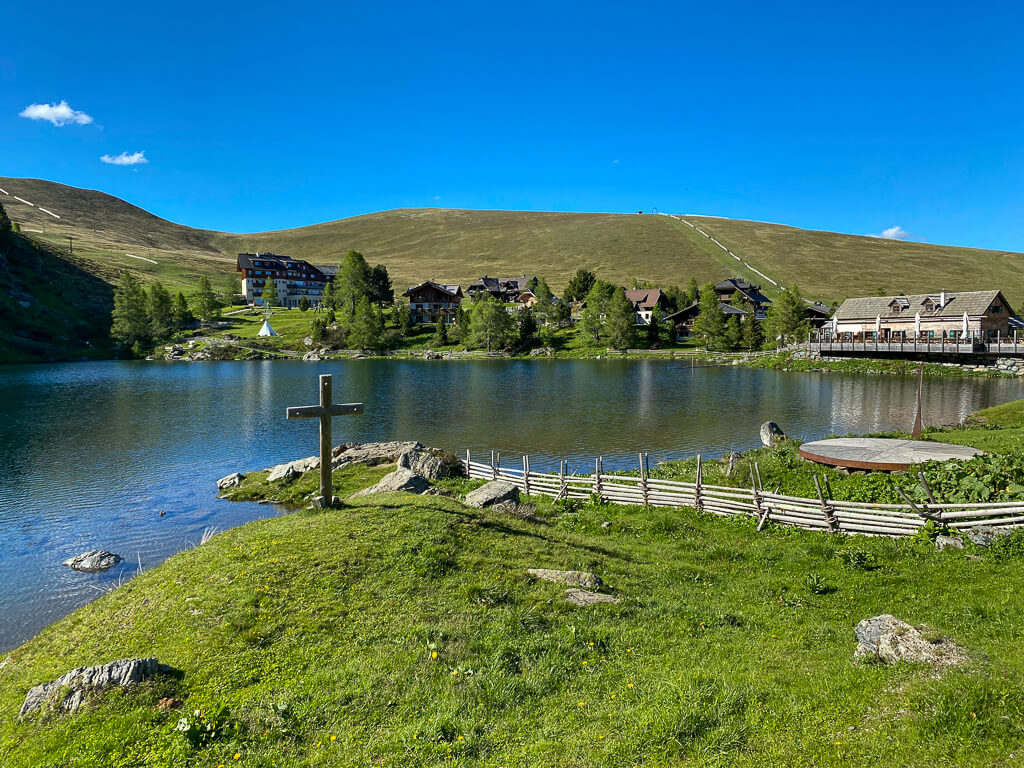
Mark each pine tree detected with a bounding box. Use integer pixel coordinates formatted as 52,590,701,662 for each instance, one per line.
299,296,310,312
516,306,538,350
578,280,616,343
146,281,173,340
320,281,337,310
111,270,149,348
605,288,637,349
742,315,763,350
432,319,449,346
260,276,279,308
337,250,372,318
171,292,193,328
726,314,742,349
686,276,700,306
533,278,555,324
310,315,328,343
691,282,727,350
394,302,413,337
368,264,393,305
348,296,382,350
564,268,597,303
646,308,662,346
764,285,811,348
192,276,222,320
470,296,514,352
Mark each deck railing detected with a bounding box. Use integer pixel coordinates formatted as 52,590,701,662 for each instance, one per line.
465,451,1024,537
809,331,1024,357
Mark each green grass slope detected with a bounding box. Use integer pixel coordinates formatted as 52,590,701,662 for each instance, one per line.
3,463,1024,766
686,216,1024,306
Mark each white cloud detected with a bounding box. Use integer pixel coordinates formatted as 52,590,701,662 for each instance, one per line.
869,225,912,240
100,151,148,166
19,100,93,126
432,195,442,201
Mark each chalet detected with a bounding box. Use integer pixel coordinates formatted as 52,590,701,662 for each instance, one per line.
665,301,748,340
624,288,669,325
467,275,536,303
237,253,332,308
402,281,464,324
830,290,1016,340
715,278,771,320
805,301,832,329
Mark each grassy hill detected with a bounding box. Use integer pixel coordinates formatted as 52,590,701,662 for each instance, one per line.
3,455,1024,765
2,176,1022,311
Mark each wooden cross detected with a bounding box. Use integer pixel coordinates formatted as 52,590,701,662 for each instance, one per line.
286,374,363,506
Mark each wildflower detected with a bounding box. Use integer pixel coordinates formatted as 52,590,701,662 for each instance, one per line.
431,651,438,659
971,712,977,718
578,701,586,707
330,735,337,742
589,642,594,646
457,736,464,741
611,694,616,699
582,661,588,665
627,683,634,689
626,648,632,653
234,754,241,760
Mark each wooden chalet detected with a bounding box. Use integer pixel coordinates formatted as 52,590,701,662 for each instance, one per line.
665,301,748,340
403,281,464,324
467,275,536,303
829,290,1015,340
624,288,668,325
715,278,771,320
237,253,332,308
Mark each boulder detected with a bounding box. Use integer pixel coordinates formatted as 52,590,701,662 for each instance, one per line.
397,448,462,480
853,614,966,666
63,550,122,573
351,468,430,497
266,456,319,483
527,568,603,588
935,535,964,551
966,527,1012,547
760,421,787,447
302,351,320,361
564,589,619,607
464,480,520,508
216,472,244,490
331,441,425,470
20,658,163,717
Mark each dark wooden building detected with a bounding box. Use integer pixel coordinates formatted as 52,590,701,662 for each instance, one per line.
402,281,464,324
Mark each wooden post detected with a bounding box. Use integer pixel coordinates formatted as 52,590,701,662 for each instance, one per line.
896,486,942,525
466,449,471,477
694,454,704,511
285,374,363,507
594,457,602,500
639,452,649,506
814,475,838,532
495,452,501,480
753,461,763,492
523,455,531,496
912,363,924,439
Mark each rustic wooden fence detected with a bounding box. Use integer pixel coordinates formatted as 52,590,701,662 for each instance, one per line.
464,451,1024,537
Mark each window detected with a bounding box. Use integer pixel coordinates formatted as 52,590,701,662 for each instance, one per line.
990,305,1003,313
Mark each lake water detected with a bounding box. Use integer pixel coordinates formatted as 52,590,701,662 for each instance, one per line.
2,359,1022,652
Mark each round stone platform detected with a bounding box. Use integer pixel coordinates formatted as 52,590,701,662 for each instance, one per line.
798,438,983,471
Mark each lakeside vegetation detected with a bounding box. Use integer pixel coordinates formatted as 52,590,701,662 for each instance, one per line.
6,402,1024,765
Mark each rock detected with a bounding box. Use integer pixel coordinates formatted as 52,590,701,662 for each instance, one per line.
63,550,122,573
853,614,966,667
527,569,602,588
935,535,964,551
156,697,182,710
530,346,555,357
491,501,540,521
966,527,1012,547
331,441,425,470
20,658,163,717
601,521,612,529
464,480,520,508
266,456,319,483
564,589,619,607
725,452,740,476
351,468,430,497
302,351,320,361
216,472,244,490
760,421,787,447
397,448,462,480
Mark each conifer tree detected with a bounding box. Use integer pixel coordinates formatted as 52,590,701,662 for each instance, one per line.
533,278,555,324
605,288,637,349
686,276,700,306
646,307,662,345
516,306,538,349
171,292,193,328
368,264,393,306
470,295,514,352
337,250,372,318
764,285,811,348
146,281,173,340
394,302,413,337
320,281,337,310
192,276,222,320
564,268,597,303
432,319,449,346
260,276,279,308
111,270,150,348
347,296,382,350
726,313,742,350
299,296,310,312
742,315,763,350
691,282,727,350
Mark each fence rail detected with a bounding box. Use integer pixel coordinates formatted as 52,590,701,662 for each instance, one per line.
464,451,1024,537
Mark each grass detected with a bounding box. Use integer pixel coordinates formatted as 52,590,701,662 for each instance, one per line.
5,177,1023,313
746,350,1002,377
4,460,1024,766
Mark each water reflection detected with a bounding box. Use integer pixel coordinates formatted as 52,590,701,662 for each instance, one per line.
1,359,1021,651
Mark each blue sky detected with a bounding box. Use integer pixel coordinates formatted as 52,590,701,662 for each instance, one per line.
3,0,1022,249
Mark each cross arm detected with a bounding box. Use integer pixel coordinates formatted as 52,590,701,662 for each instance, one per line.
286,403,364,420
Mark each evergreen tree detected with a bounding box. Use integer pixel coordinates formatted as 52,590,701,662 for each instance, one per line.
348,296,382,350
578,280,616,343
742,315,763,350
470,296,514,352
533,278,555,324
310,315,328,343
646,307,662,345
222,275,240,307
299,296,310,312
320,281,337,311
555,296,571,325
146,281,173,340
432,319,449,346
337,250,372,318
662,285,686,312
192,276,222,320
111,270,150,349
368,264,393,305
516,306,538,350
691,282,727,350
763,285,811,347
171,292,193,328
260,276,279,308
563,268,597,303
726,313,742,349
605,288,637,349
394,302,413,337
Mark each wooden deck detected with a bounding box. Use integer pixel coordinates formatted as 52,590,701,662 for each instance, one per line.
798,438,983,471
809,337,1024,357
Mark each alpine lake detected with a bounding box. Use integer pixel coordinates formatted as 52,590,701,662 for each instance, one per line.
2,358,1022,652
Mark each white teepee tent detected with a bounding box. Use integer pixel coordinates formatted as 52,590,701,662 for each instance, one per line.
257,318,278,337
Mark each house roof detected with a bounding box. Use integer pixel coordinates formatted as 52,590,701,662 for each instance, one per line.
715,277,771,305
468,275,535,292
834,290,1004,321
665,300,748,322
804,300,831,317
624,288,665,310
402,281,463,299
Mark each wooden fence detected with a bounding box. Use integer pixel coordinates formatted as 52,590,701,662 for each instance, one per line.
465,451,1024,537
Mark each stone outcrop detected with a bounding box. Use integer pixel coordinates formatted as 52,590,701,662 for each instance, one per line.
351,468,430,497
527,569,603,589
760,421,787,447
63,550,122,573
266,456,319,483
935,535,964,551
20,658,164,717
966,527,1012,547
854,614,966,666
397,448,461,480
464,480,520,508
564,589,619,607
216,472,244,490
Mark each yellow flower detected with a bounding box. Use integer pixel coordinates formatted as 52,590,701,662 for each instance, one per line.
582,661,588,665
330,735,337,742
627,683,634,689
588,642,594,646
457,735,464,741
626,648,632,653
611,694,616,699
234,754,241,760
431,651,438,659
578,701,586,707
